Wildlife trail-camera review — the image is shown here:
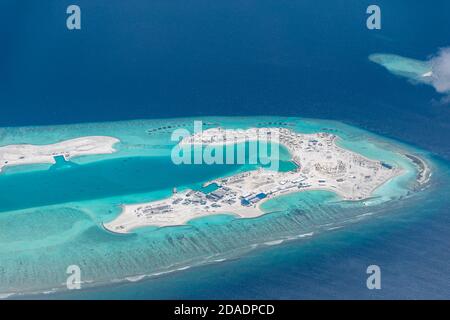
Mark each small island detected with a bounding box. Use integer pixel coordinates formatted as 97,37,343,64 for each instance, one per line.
0,136,119,173
0,117,435,297
104,127,411,233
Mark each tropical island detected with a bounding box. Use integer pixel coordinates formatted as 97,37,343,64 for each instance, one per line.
104,127,427,232
0,117,433,297
0,136,119,173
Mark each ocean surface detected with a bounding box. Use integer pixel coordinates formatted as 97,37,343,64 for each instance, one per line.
0,116,446,299
0,0,449,299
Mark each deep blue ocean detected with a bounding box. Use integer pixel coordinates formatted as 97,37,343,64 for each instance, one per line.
1,0,450,299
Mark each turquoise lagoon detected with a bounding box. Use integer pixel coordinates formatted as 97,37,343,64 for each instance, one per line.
0,116,435,297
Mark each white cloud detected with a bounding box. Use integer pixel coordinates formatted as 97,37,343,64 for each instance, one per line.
429,47,450,95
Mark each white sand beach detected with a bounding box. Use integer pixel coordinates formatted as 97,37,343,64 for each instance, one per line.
104,127,405,233
0,136,119,173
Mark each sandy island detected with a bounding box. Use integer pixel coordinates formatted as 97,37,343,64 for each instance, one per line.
104,127,428,233
0,136,119,173
0,129,428,234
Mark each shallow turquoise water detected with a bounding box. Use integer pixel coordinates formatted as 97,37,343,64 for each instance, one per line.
46,159,450,299
2,0,449,299
0,156,241,213
0,116,430,297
